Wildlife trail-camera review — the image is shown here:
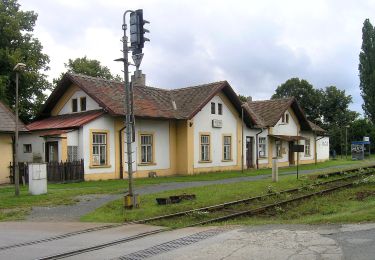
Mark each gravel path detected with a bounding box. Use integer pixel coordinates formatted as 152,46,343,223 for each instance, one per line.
25,163,359,221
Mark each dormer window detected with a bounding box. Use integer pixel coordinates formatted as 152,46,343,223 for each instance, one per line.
80,97,87,111
72,98,78,112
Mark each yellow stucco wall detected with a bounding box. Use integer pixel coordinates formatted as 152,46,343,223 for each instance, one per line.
0,134,12,184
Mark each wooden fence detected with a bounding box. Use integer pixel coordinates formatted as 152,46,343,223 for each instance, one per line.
9,160,84,184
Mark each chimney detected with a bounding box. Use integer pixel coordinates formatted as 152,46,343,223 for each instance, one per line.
246,96,252,102
131,70,146,87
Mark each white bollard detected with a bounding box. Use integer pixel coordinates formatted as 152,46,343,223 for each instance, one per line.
272,157,278,182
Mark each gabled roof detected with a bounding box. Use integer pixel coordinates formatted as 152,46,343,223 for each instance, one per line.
0,100,28,133
245,97,312,130
27,110,104,131
37,73,256,126
308,120,326,133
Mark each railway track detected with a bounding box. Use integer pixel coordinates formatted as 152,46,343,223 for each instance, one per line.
1,165,374,259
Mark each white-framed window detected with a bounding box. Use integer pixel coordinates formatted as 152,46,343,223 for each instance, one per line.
223,135,232,160
218,103,223,115
92,133,107,166
275,140,282,157
286,113,289,123
140,134,153,163
305,138,311,156
67,146,78,162
259,137,267,157
23,144,32,153
211,102,215,114
200,134,210,161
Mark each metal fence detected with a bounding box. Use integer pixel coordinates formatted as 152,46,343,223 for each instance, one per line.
9,160,84,184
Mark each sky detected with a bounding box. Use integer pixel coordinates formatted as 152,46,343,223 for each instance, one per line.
21,0,375,114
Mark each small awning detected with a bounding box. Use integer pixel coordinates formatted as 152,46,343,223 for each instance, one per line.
269,134,307,142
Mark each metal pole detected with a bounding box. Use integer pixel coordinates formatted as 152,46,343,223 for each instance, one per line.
122,11,134,197
241,107,244,173
14,72,19,196
345,127,348,160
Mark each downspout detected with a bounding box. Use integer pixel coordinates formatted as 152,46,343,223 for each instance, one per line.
119,126,126,179
255,128,264,169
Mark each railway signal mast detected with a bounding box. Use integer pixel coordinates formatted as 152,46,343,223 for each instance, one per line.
117,9,150,209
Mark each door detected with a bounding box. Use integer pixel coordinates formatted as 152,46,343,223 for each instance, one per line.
288,141,295,165
45,141,58,162
246,136,254,168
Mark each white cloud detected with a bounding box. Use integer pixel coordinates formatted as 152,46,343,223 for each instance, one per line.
20,0,375,114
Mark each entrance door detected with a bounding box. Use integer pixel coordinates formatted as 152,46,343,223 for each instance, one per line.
288,141,295,165
246,136,254,168
45,141,58,162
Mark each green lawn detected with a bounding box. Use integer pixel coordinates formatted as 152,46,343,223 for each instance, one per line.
0,157,374,222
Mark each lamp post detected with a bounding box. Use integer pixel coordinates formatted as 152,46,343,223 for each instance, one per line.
345,125,349,160
13,63,26,196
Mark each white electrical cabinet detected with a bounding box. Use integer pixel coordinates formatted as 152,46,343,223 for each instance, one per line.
28,163,47,195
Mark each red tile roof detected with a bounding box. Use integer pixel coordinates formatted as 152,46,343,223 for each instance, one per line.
38,73,257,126
0,100,28,132
245,98,312,130
27,110,104,131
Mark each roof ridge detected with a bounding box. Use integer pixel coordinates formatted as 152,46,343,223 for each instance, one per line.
68,73,123,84
171,80,227,92
249,97,294,103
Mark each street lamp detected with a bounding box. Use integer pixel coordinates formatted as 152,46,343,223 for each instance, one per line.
13,62,26,196
345,125,350,160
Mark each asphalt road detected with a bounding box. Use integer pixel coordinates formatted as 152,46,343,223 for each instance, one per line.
1,222,374,259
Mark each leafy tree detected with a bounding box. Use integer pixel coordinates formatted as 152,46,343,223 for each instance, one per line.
54,56,122,84
320,86,358,155
320,86,358,127
271,78,322,121
0,0,51,122
359,19,375,123
238,94,248,103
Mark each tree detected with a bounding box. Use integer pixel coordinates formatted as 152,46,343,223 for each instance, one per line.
0,0,52,122
359,19,375,123
320,86,358,127
54,56,122,84
320,86,359,155
238,94,248,103
271,78,322,121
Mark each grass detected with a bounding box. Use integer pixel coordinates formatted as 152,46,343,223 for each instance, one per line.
82,172,375,226
225,182,375,225
0,157,373,222
80,175,304,223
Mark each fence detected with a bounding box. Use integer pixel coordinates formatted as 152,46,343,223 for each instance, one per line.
9,160,84,184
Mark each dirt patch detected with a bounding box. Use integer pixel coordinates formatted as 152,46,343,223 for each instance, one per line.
355,191,375,201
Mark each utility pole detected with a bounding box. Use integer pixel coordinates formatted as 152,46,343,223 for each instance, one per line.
116,9,149,209
345,125,349,160
13,63,26,196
